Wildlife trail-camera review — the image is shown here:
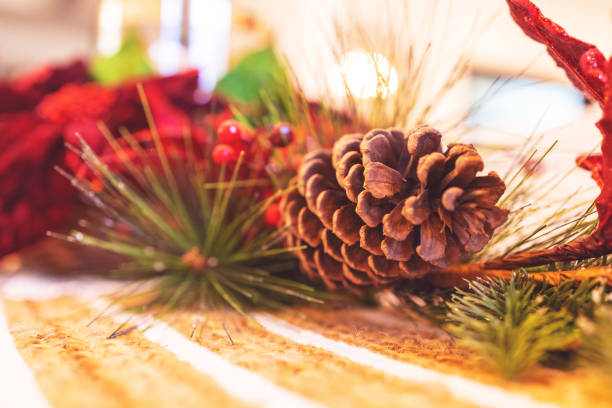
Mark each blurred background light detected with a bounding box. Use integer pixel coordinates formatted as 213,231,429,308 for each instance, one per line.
188,0,232,92
154,0,185,75
96,0,123,56
467,74,587,135
148,40,188,75
327,50,398,99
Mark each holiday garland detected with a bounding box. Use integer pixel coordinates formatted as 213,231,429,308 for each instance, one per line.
1,0,612,381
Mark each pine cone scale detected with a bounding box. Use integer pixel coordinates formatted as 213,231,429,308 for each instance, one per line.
316,190,346,229
321,229,345,262
417,215,447,262
342,264,372,285
402,193,430,225
344,164,364,202
341,243,371,272
359,225,385,256
356,191,393,227
331,204,361,245
336,151,362,185
382,202,413,240
297,207,323,247
363,162,404,198
381,235,415,261
368,255,402,278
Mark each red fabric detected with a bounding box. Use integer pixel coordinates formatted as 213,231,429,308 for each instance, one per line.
507,0,612,242
37,83,116,125
506,0,607,106
595,60,612,240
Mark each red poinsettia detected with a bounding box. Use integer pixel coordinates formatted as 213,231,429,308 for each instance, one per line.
486,1,612,268
0,61,229,257
0,113,76,256
0,61,91,257
0,60,89,113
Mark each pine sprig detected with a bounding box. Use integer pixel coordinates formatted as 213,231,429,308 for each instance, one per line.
579,305,612,377
50,90,333,316
445,273,603,379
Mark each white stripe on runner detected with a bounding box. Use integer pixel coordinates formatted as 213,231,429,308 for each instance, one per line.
0,273,128,301
253,314,558,408
87,298,324,408
141,320,324,408
0,301,52,408
0,275,323,408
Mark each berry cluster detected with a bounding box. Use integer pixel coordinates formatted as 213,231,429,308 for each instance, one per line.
212,120,295,227
212,120,295,165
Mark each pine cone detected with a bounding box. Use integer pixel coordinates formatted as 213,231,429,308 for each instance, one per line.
280,127,508,291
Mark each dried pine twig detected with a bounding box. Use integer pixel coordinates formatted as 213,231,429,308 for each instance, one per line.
431,265,612,289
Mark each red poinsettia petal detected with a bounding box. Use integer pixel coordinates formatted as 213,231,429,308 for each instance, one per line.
0,82,30,113
8,60,89,112
37,83,117,125
506,0,608,105
0,113,76,256
149,69,199,109
12,60,88,96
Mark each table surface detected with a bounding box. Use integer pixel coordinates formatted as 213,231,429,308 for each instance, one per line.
0,273,610,408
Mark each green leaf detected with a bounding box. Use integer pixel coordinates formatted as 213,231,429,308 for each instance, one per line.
91,32,154,85
215,48,287,103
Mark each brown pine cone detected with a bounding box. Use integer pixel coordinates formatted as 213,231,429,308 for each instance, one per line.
280,127,508,291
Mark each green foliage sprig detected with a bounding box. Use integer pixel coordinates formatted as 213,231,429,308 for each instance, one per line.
50,87,331,316
579,305,612,377
446,273,605,379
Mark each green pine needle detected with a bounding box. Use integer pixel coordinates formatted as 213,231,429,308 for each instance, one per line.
445,273,604,379
50,91,333,316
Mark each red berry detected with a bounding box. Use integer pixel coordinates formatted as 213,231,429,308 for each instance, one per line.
217,120,242,144
217,120,255,145
269,122,294,147
212,144,237,164
264,203,282,226
239,126,256,144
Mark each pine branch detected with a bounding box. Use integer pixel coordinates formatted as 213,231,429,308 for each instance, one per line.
445,273,604,379
50,93,336,315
